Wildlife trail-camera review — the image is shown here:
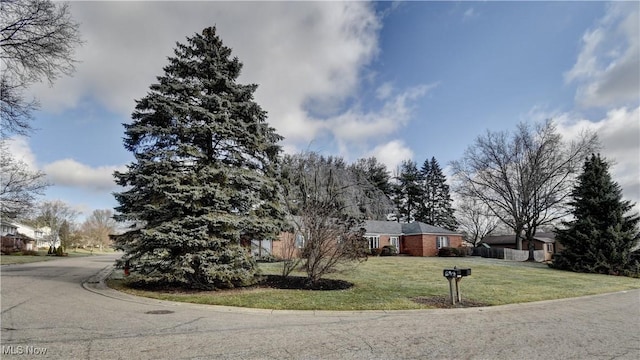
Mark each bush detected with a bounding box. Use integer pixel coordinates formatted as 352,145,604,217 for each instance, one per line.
437,247,456,257
370,248,383,256
380,245,398,256
437,247,467,257
22,250,39,256
456,247,467,257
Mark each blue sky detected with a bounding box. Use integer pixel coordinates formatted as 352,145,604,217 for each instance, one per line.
7,1,639,221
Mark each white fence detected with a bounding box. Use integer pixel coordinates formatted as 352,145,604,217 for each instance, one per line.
504,248,545,262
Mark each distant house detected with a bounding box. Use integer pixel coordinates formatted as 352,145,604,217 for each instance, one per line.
14,223,54,248
265,219,463,258
1,220,36,252
481,232,560,261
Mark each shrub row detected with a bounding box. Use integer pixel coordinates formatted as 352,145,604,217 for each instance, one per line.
369,245,399,257
437,247,467,257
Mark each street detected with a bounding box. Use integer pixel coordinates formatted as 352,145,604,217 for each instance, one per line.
1,254,639,359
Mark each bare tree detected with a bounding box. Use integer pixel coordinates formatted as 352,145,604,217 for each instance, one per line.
1,0,82,136
278,231,303,278
451,120,598,258
33,200,78,248
281,152,369,286
0,141,48,219
80,209,116,251
455,197,499,247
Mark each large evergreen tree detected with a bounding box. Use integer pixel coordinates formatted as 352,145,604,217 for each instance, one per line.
416,157,458,230
112,27,285,290
350,157,393,198
393,160,423,223
552,154,640,275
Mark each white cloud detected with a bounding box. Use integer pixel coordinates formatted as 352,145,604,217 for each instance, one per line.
43,159,124,192
4,136,38,171
29,1,382,149
463,8,477,21
328,83,437,143
555,106,640,212
367,140,414,174
565,2,639,108
375,82,394,100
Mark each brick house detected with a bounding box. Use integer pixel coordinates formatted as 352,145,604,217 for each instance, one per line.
265,219,463,258
363,220,463,257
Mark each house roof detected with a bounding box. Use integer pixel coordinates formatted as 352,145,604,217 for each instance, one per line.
363,220,402,235
285,215,460,237
402,222,459,235
482,232,556,245
363,220,459,236
482,235,517,245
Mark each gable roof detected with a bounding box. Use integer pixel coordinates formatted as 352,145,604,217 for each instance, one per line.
363,220,403,235
363,220,459,236
402,222,459,235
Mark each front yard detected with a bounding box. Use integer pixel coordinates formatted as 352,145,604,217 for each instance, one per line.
0,249,116,265
108,256,640,310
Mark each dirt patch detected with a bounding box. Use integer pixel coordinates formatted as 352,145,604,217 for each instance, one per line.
412,295,490,308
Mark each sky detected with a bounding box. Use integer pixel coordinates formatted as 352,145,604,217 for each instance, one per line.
5,0,640,222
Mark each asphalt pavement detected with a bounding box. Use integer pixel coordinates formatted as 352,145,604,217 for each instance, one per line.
1,254,639,359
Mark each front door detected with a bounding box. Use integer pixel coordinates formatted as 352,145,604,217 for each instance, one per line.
390,236,399,253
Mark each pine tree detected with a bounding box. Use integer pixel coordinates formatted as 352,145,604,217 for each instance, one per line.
351,157,393,197
416,157,458,230
112,27,286,290
552,154,640,275
393,160,423,222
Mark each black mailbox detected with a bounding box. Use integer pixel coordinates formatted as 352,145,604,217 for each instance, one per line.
442,268,472,278
459,268,471,276
443,269,458,278
443,267,472,305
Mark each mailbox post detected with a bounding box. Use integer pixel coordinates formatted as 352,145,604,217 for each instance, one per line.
442,266,471,305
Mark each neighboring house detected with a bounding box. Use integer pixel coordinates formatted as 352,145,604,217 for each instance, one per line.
481,232,560,261
14,223,54,248
1,220,17,237
268,219,463,258
1,220,36,252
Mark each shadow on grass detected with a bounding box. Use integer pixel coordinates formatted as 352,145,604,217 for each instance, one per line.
119,274,354,292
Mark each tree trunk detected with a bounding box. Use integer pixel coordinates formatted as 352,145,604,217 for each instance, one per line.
515,227,523,250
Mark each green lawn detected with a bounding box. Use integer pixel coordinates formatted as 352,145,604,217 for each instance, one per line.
1,249,116,265
108,256,640,310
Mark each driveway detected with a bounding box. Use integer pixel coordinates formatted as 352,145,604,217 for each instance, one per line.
1,254,639,359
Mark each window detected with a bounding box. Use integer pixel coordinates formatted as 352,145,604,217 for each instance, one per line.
294,233,305,248
436,236,449,249
365,236,379,249
546,243,553,252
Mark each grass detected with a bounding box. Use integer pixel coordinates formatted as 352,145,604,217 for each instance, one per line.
0,248,116,265
107,256,640,310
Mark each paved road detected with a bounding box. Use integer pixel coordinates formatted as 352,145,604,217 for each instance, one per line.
1,254,639,359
